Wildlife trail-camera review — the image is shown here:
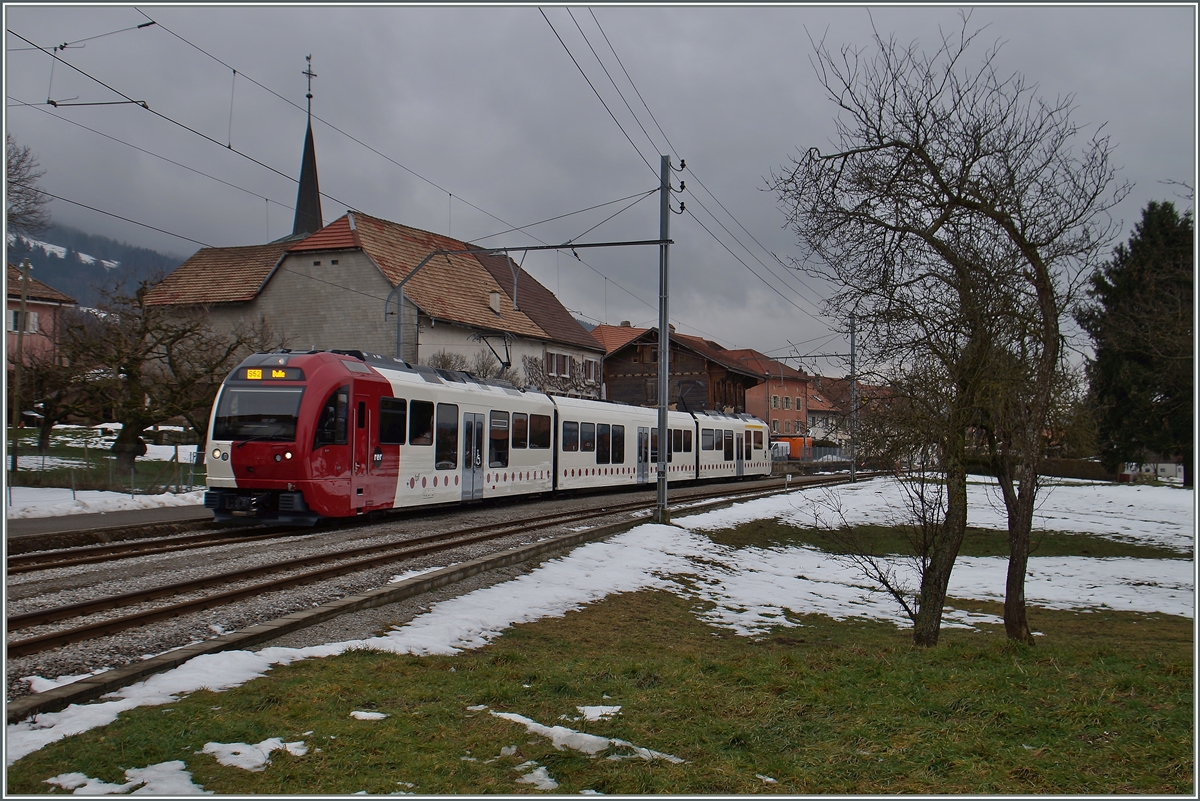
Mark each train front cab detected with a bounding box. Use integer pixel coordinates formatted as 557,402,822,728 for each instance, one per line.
205,351,358,524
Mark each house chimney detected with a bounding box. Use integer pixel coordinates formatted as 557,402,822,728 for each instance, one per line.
489,290,502,314
620,320,631,327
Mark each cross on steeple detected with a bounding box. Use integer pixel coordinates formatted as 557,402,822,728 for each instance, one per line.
302,54,317,116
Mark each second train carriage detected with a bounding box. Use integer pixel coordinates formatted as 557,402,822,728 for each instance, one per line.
205,349,771,523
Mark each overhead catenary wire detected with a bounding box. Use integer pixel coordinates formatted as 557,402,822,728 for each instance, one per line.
539,7,659,180
572,11,837,333
6,27,355,225
7,95,295,216
31,188,214,248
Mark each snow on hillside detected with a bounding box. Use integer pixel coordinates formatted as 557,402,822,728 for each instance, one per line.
6,232,120,270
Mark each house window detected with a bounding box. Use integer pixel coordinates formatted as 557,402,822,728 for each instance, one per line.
771,395,779,409
545,352,559,377
783,396,792,410
584,358,600,384
795,397,803,411
784,420,792,434
558,353,571,377
7,310,38,333
771,420,779,434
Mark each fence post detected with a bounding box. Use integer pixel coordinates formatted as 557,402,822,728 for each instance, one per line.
71,469,76,500
130,468,135,499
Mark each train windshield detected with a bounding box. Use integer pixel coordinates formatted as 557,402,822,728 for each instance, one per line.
212,386,305,442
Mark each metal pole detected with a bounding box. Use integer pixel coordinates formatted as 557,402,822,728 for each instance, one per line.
849,312,857,483
655,155,672,523
10,259,31,473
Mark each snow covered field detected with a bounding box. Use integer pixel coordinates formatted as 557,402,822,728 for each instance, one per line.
5,475,1194,784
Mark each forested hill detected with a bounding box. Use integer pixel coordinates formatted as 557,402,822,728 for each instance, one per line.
5,225,192,308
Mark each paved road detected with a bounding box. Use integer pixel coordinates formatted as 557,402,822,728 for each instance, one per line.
5,505,214,538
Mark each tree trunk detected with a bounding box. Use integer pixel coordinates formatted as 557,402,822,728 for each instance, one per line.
999,462,1037,644
37,420,53,453
111,424,148,474
912,432,969,647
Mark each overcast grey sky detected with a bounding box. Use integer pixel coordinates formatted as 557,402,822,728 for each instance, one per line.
4,3,1195,376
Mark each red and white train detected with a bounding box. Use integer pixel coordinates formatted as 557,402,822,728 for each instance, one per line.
204,349,772,524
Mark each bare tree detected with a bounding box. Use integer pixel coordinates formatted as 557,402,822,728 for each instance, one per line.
521,354,595,397
6,134,52,238
769,14,1127,645
423,348,526,388
61,282,274,472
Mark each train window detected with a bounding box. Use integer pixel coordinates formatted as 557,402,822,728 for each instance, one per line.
529,414,551,449
596,424,610,464
672,429,683,453
512,412,528,449
701,428,715,450
650,429,659,463
357,401,366,429
435,403,459,469
409,400,434,446
581,422,596,453
753,430,763,450
684,430,693,452
723,430,734,461
612,425,625,463
562,421,579,452
379,398,407,445
213,386,304,442
313,385,349,449
489,411,510,468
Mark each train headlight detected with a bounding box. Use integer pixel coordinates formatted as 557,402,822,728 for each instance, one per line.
284,451,293,460
274,453,282,462
211,448,221,460
221,452,229,461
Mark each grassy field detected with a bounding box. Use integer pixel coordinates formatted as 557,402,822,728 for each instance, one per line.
7,589,1192,793
5,426,204,494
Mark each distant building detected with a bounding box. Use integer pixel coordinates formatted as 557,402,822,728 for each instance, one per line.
5,261,76,367
726,349,809,436
590,322,763,412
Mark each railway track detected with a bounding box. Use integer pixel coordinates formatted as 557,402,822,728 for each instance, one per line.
5,527,300,575
6,473,874,659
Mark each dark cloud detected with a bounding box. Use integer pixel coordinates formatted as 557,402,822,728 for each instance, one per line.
5,4,1194,374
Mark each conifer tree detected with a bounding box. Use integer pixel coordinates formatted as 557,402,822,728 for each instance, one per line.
1078,200,1194,485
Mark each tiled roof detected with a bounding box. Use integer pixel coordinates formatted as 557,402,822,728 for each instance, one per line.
473,250,602,353
590,324,762,380
590,323,648,354
347,212,547,340
143,242,291,306
723,348,807,381
672,333,763,379
6,263,76,304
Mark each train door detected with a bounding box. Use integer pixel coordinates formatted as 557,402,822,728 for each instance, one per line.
636,426,650,484
735,432,745,478
352,391,371,510
462,412,484,500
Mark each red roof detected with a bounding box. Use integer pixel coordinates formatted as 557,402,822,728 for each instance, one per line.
6,263,76,305
724,349,807,381
144,241,291,306
590,323,646,354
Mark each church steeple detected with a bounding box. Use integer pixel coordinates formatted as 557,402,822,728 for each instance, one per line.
292,55,323,237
